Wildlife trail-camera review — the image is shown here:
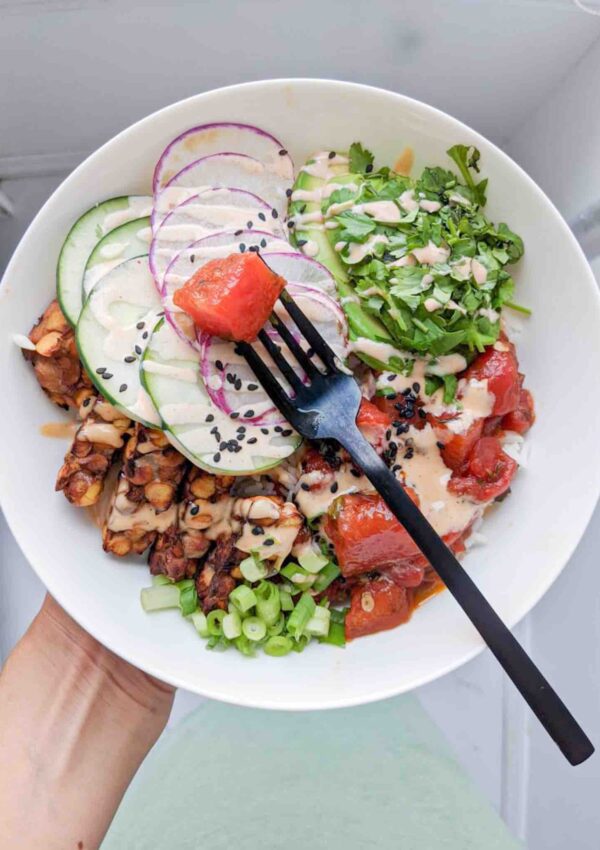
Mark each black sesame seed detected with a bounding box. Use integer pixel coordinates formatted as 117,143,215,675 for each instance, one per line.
385,429,392,440
136,321,145,330
230,412,240,419
350,468,361,478
251,526,263,536
260,239,267,248
261,428,269,435
297,239,307,247
437,441,445,449
124,355,136,363
219,441,227,451
226,373,235,384
402,387,413,397
157,311,165,317
249,245,259,253
263,538,275,546
387,374,396,382
404,448,414,460
392,464,402,473
306,348,315,358
205,414,215,423
142,331,148,340
234,379,242,391
247,383,258,391
119,383,127,393
281,429,292,437
412,382,421,393
389,441,397,451
190,505,200,516
210,426,218,435
258,212,266,222
236,425,246,433
330,481,339,493
190,254,195,264
247,221,253,229
215,359,224,371
299,204,307,214
328,151,336,159
134,345,142,355
365,163,374,173
418,408,427,419
274,425,283,433
247,437,258,444
278,149,288,156
82,397,91,407
213,453,221,462
95,367,106,375
244,409,255,418
234,229,243,236
301,483,310,491
272,209,279,219
287,220,295,229
239,243,246,253
286,188,292,198
102,372,113,380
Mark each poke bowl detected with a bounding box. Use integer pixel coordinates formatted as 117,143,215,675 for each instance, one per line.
0,78,599,710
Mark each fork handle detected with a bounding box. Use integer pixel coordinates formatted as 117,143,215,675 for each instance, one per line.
339,428,594,766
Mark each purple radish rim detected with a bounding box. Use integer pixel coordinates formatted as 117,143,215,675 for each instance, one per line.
157,152,290,219
149,187,285,285
152,121,293,196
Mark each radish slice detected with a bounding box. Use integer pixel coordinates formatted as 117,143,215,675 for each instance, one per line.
154,153,291,226
153,122,293,195
197,281,348,426
142,318,301,476
149,188,286,288
260,251,337,296
161,229,291,348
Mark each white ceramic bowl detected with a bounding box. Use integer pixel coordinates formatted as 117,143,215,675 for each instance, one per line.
1,80,599,710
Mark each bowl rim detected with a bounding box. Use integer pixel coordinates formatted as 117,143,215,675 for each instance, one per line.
2,77,600,709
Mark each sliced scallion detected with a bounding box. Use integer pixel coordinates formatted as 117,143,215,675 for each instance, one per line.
140,584,180,612
176,579,198,617
255,580,281,626
305,605,331,638
230,584,257,613
267,612,286,637
279,588,294,611
152,574,172,587
190,610,209,637
264,636,294,657
298,548,329,574
207,609,226,637
313,562,341,593
287,592,316,640
223,610,242,640
242,616,267,642
239,552,268,583
280,563,316,590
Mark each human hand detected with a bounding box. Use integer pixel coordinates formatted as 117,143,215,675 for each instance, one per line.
0,594,175,850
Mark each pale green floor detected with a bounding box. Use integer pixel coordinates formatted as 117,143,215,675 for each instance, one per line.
103,695,521,850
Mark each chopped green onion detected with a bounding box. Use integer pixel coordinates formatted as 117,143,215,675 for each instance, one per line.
222,610,242,640
313,562,341,593
234,634,256,657
280,563,316,590
329,607,348,625
207,609,226,637
264,636,294,657
255,581,281,625
189,610,209,637
305,605,331,638
242,616,267,642
320,621,346,647
267,613,286,636
176,579,198,617
291,634,311,653
287,592,316,640
152,574,172,587
230,584,257,613
298,549,329,574
239,553,268,582
140,584,180,612
279,588,294,612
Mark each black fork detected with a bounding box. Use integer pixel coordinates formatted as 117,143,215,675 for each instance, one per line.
238,288,594,766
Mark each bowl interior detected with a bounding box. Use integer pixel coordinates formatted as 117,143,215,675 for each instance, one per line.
1,79,599,709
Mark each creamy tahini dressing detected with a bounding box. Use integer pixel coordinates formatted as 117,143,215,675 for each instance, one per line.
400,425,482,536
424,378,493,434
295,463,372,518
300,152,350,180
107,478,177,533
102,198,152,233
345,234,389,264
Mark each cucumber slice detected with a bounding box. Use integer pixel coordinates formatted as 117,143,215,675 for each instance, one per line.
290,163,392,347
57,196,152,326
82,216,151,299
76,256,161,427
142,319,301,475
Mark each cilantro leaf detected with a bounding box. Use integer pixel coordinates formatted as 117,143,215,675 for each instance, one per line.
442,374,458,404
447,145,488,206
348,142,374,175
336,211,376,242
